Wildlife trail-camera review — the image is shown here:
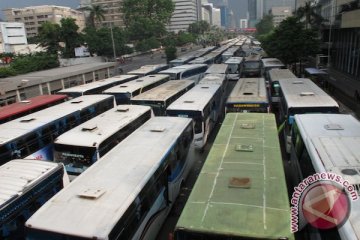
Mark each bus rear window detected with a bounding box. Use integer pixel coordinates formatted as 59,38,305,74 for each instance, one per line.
54,144,96,167
244,61,260,69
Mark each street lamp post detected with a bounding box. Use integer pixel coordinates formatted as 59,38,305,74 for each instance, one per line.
109,22,116,61
327,0,336,69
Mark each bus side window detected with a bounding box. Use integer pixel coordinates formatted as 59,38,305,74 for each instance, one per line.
25,133,40,153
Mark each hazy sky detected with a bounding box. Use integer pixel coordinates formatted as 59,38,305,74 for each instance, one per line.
0,0,79,19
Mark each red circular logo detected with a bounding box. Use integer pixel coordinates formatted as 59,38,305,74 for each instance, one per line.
301,182,350,229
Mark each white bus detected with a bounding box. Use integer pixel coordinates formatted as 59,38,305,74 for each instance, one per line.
26,117,194,240
242,54,262,77
130,80,195,116
278,78,339,152
225,57,244,74
204,63,229,75
167,84,222,149
0,95,115,163
169,46,215,67
127,64,168,76
221,46,240,62
290,114,360,240
1,160,69,239
226,77,269,113
58,75,138,98
159,64,208,83
261,58,286,83
103,74,170,104
268,68,296,104
53,105,153,176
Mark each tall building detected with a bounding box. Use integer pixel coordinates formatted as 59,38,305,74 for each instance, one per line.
167,0,200,33
0,22,27,53
79,0,124,28
3,6,85,38
316,0,360,98
209,0,230,28
248,0,263,27
264,0,295,15
271,6,292,26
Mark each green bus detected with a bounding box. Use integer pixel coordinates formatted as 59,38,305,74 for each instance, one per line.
175,113,294,240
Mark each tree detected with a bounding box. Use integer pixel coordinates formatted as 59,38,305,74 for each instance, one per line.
261,16,321,74
255,14,274,38
60,18,83,58
296,1,324,30
165,44,177,63
122,0,174,41
37,22,62,54
188,21,210,35
83,27,131,58
84,4,106,28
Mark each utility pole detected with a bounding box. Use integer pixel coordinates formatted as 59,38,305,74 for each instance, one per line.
109,22,116,61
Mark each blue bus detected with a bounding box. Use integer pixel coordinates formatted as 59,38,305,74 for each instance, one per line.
0,95,115,163
0,160,69,239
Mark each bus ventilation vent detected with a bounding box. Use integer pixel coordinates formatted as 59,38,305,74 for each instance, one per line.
300,92,315,96
341,168,358,176
78,188,106,200
243,92,254,95
136,80,144,82
150,127,165,132
20,117,36,122
201,86,209,89
120,85,128,88
240,123,255,129
235,144,253,152
82,124,97,131
148,75,156,77
20,100,31,104
184,100,194,103
117,107,129,112
324,124,343,130
292,80,304,84
70,100,83,104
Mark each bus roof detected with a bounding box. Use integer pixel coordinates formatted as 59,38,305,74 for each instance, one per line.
261,58,285,68
103,74,169,94
159,64,207,74
0,159,63,208
54,105,152,147
205,64,229,74
225,57,244,64
131,80,194,102
199,74,226,85
127,64,168,75
167,84,220,111
26,117,192,239
176,113,293,239
0,95,67,121
244,55,261,61
0,95,114,145
58,75,138,94
294,114,360,180
278,78,339,109
227,78,267,104
268,69,296,82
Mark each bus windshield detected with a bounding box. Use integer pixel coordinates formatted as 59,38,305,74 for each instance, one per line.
54,144,96,169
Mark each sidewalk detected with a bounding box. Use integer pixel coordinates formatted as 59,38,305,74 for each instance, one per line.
326,68,360,117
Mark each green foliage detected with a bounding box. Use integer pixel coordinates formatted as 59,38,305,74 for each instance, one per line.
36,18,82,58
82,27,131,58
84,4,106,27
261,17,320,66
60,18,82,58
10,53,59,74
0,67,16,78
296,1,325,30
188,21,210,35
165,45,177,63
122,0,174,42
176,31,196,46
255,14,274,38
37,21,62,54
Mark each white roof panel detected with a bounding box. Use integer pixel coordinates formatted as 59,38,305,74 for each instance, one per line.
26,117,192,239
